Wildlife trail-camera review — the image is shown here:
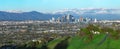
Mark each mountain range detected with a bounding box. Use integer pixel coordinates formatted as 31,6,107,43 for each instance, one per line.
0,8,120,21
0,11,56,21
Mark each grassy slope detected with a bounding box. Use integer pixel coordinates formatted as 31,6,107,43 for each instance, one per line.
67,34,120,49
47,37,67,49
18,34,120,49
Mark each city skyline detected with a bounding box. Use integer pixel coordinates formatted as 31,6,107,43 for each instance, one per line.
0,0,120,12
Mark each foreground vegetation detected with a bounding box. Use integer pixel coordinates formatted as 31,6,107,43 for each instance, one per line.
1,24,120,49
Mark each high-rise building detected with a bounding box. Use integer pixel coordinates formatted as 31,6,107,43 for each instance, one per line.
94,18,97,23
80,16,83,22
61,16,66,22
50,17,55,23
66,14,74,22
56,17,61,23
52,17,55,21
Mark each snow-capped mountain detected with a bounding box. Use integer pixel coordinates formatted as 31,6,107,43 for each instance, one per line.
0,8,120,21
52,8,120,20
4,10,23,13
52,8,120,15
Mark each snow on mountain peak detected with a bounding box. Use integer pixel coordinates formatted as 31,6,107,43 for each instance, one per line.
5,10,23,13
52,8,120,14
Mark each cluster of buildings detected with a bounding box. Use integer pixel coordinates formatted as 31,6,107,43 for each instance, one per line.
49,14,97,23
50,14,75,23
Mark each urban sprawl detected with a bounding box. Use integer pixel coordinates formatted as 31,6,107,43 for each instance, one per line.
0,14,120,47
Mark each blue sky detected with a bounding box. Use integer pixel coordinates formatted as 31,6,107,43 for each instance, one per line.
0,0,120,12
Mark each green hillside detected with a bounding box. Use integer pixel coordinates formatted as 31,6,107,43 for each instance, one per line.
14,24,120,49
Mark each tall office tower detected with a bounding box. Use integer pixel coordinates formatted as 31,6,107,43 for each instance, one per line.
52,17,55,22
57,17,61,23
94,18,97,23
61,16,66,22
66,14,74,22
72,16,75,22
80,16,83,22
66,14,70,20
67,15,70,23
